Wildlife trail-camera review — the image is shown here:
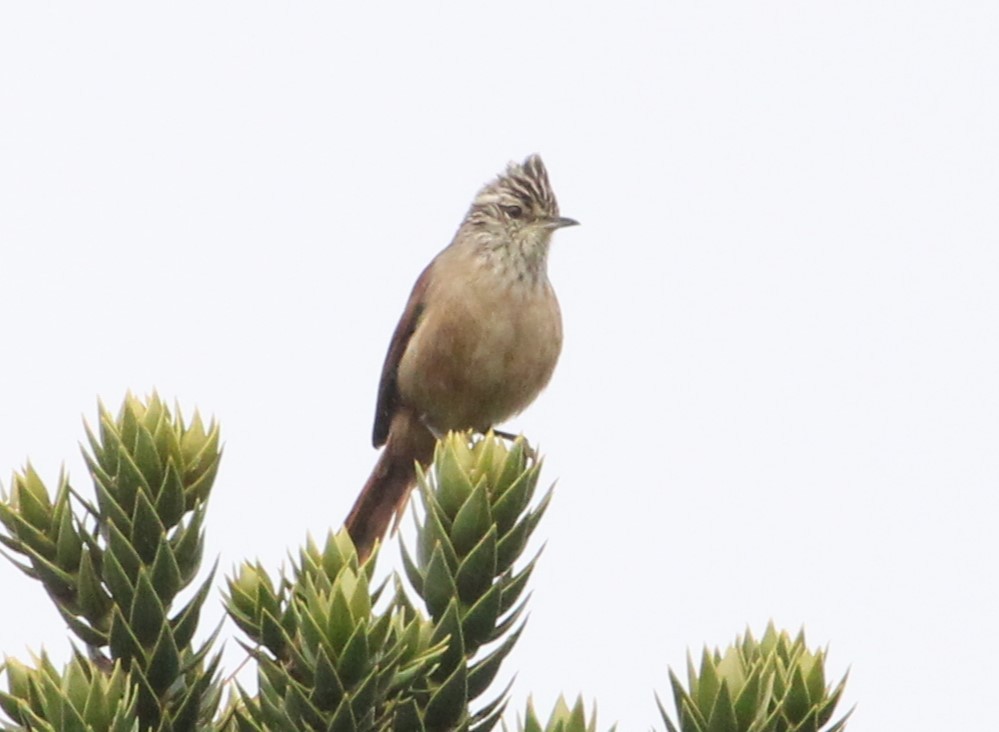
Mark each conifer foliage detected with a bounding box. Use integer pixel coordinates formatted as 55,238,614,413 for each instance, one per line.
0,395,850,731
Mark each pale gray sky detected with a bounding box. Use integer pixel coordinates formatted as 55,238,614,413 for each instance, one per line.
2,3,997,730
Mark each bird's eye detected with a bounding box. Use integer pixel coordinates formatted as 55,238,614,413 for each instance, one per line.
503,205,524,219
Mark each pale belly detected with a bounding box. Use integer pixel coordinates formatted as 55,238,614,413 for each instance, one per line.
396,276,562,434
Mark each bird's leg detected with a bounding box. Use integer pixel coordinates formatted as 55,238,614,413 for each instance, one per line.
487,428,539,461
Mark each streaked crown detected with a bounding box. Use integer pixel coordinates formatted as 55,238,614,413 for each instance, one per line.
454,154,576,282
467,154,561,227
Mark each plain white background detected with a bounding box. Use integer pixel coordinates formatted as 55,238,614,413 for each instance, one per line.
1,3,997,729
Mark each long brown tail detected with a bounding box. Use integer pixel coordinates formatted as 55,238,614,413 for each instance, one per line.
345,410,436,562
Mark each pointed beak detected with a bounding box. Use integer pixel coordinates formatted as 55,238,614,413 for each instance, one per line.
545,216,580,230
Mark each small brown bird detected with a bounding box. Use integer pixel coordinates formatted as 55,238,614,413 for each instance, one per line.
345,154,576,560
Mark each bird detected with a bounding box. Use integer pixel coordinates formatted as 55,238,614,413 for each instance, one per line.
345,154,577,561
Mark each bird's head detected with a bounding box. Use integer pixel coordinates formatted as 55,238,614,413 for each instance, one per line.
463,154,578,276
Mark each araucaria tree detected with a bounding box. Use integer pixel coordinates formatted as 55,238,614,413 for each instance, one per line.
0,394,852,731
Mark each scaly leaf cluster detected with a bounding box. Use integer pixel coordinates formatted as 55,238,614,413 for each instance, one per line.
0,393,224,730
659,622,852,732
224,531,444,731
506,696,614,732
400,432,551,731
0,652,137,732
